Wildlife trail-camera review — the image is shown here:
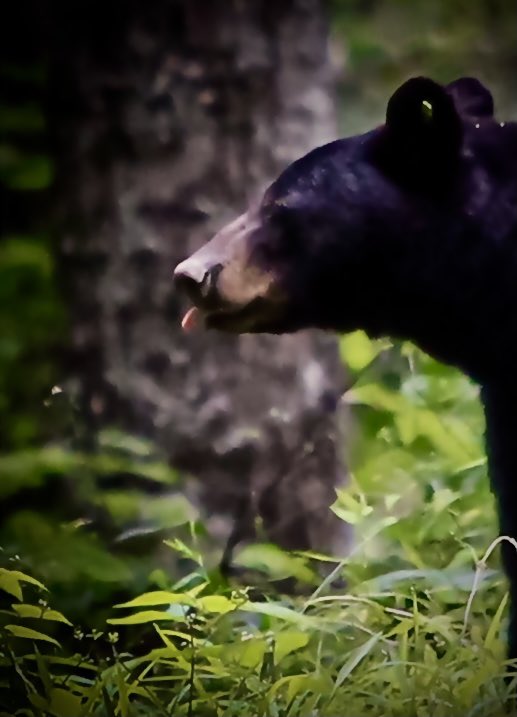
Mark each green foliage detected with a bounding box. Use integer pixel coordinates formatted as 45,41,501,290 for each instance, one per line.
0,430,196,624
0,520,513,716
0,333,512,715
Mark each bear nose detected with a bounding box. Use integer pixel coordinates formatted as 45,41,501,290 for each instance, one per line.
173,260,221,308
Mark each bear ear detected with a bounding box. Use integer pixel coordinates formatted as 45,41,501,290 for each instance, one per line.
446,77,494,118
376,77,463,186
385,76,463,152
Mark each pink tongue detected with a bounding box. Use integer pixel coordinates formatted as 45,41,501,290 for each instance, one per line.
181,307,201,332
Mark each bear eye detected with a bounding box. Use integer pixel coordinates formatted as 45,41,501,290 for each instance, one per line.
276,212,306,255
273,204,301,231
252,210,302,266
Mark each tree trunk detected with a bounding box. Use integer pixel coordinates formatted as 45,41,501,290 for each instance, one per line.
50,0,350,561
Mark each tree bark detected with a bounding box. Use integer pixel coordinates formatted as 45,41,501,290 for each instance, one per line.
50,0,350,561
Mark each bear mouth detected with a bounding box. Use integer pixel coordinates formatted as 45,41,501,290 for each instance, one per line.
181,300,270,334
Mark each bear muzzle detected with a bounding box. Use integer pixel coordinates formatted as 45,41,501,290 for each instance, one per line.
173,211,285,333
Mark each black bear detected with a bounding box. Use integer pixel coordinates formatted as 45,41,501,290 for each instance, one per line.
174,77,517,661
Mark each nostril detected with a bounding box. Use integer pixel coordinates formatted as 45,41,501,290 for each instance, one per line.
173,269,208,304
174,261,224,308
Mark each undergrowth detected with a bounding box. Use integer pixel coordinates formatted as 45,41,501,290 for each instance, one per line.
1,334,516,716
0,536,513,716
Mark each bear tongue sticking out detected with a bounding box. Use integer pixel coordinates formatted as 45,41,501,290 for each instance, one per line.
181,307,201,333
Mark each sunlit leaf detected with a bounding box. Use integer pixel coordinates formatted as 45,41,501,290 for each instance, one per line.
234,543,315,582
0,568,46,592
114,591,196,609
197,595,237,614
0,573,22,600
107,610,186,625
5,624,60,646
12,604,72,625
220,639,268,668
274,631,309,662
340,331,387,372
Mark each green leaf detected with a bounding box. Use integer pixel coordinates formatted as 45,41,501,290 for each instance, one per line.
340,331,386,372
346,382,405,413
102,685,117,717
164,538,203,564
0,573,22,600
235,543,315,583
12,604,72,625
395,408,474,465
115,665,130,717
34,646,53,695
274,631,309,663
107,610,186,625
269,674,328,703
5,624,60,647
333,490,373,525
331,633,381,695
47,688,83,717
197,595,237,614
485,591,508,652
221,638,268,669
0,568,46,591
114,591,196,609
241,602,315,628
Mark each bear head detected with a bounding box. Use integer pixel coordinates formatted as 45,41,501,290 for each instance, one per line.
174,77,517,381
